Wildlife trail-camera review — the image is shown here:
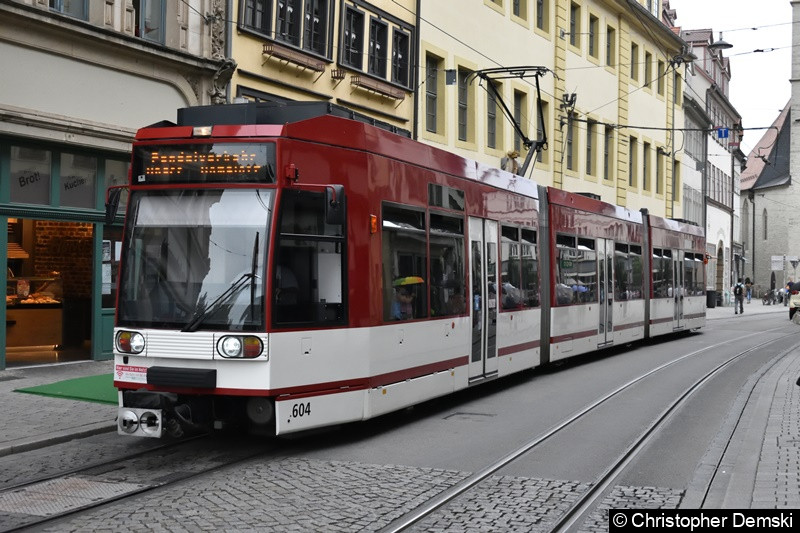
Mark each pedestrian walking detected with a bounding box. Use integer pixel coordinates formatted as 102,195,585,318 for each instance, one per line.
734,278,745,315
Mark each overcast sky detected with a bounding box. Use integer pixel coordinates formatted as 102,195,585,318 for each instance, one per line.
668,0,793,154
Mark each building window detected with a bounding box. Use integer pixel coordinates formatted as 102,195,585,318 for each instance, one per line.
644,51,652,88
657,60,665,95
342,6,364,69
672,159,680,202
513,90,527,153
763,209,768,240
392,29,410,87
604,126,613,180
588,15,599,58
536,0,548,31
586,120,595,175
368,18,388,78
630,42,639,81
513,0,527,19
276,0,301,45
458,68,472,142
49,0,88,20
133,0,165,43
536,100,548,163
425,54,441,134
569,3,580,48
656,149,664,194
642,142,651,191
566,113,576,171
242,0,330,56
629,136,637,187
243,0,271,35
606,26,616,67
487,82,500,149
303,0,329,55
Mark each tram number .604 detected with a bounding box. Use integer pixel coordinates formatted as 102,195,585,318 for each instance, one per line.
291,402,311,418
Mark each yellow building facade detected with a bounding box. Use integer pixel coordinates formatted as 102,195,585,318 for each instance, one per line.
230,0,417,131
418,0,686,217
227,1,685,218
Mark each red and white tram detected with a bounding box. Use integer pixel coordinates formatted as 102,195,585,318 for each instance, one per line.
110,102,705,438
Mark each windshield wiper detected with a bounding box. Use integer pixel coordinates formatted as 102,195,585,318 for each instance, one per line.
181,272,257,332
182,233,261,333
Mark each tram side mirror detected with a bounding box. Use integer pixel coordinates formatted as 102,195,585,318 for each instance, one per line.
105,188,123,225
326,185,346,226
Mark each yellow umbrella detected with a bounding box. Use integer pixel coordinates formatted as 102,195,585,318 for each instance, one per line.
393,276,424,287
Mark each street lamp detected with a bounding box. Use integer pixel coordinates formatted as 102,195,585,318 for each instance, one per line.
708,32,733,52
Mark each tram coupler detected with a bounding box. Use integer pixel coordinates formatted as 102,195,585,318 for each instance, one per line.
118,390,204,438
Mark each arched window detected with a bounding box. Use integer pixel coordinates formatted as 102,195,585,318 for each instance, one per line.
763,209,768,240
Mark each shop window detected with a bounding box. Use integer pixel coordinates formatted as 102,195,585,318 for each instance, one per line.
105,160,130,216
60,153,97,209
382,204,428,321
10,146,51,206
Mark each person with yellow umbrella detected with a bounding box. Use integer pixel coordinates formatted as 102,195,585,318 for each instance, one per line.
392,276,423,320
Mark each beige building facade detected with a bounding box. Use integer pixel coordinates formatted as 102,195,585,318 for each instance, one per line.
417,0,687,218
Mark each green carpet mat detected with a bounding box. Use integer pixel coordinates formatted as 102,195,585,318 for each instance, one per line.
15,374,118,405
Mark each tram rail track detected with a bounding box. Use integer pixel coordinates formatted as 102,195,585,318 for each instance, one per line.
0,433,273,532
379,326,800,532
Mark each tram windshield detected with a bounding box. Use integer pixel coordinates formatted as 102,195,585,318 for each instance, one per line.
117,189,273,331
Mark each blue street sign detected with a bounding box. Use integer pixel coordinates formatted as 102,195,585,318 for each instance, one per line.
717,127,729,139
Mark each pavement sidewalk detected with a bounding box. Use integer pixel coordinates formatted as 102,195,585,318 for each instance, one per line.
0,359,116,457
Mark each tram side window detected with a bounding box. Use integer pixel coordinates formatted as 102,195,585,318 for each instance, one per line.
382,204,428,321
652,248,674,298
555,234,597,305
273,189,346,327
430,213,466,317
684,253,704,296
501,226,539,309
613,243,643,301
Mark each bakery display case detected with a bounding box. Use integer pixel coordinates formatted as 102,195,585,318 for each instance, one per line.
6,276,63,347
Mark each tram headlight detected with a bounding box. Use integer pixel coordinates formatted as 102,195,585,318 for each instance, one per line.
117,331,145,354
217,336,263,359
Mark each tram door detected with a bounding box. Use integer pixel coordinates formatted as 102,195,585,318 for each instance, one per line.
468,218,498,381
672,250,684,328
597,239,614,346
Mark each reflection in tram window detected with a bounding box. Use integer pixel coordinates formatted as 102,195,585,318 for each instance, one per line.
501,225,539,309
382,204,428,321
652,248,674,298
684,253,704,296
613,243,643,300
430,213,465,317
555,234,597,305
